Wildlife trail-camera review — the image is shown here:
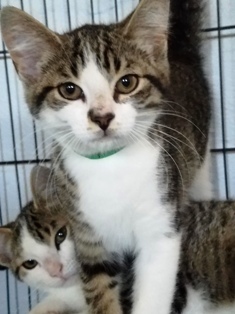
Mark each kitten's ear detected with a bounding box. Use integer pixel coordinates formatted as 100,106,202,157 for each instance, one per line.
1,6,61,83
121,0,170,60
30,165,53,209
0,227,13,268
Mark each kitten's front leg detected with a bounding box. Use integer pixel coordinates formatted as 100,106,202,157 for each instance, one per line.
80,263,123,314
133,231,181,314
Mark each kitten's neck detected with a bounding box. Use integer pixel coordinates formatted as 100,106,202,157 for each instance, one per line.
80,147,124,160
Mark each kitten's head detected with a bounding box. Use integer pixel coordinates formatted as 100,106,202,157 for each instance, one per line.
0,166,78,290
1,0,170,156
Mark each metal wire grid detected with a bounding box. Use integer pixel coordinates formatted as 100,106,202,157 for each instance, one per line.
0,0,234,313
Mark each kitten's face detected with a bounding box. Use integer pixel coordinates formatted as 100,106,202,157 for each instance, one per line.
18,219,77,290
3,203,78,290
39,47,160,156
1,2,170,155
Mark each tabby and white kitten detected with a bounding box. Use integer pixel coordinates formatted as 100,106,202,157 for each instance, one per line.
1,0,211,313
1,167,235,314
0,168,86,314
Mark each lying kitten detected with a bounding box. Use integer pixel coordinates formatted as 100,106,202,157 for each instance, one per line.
0,180,87,314
1,1,212,313
1,166,235,314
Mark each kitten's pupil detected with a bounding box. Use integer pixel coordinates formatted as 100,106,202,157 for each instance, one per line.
55,226,67,249
122,77,131,87
22,259,38,270
66,84,75,94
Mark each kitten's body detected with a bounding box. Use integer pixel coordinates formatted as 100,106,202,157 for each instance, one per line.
1,1,211,313
180,201,235,310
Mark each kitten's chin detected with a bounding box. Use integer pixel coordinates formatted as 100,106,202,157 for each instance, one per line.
61,131,134,156
75,137,130,156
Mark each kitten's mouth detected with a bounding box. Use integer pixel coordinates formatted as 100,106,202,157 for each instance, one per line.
92,128,115,139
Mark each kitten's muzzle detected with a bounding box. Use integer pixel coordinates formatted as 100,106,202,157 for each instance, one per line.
45,259,63,278
88,110,115,131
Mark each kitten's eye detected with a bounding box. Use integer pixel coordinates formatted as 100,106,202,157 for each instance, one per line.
22,260,38,270
55,226,67,249
58,82,83,100
115,75,139,94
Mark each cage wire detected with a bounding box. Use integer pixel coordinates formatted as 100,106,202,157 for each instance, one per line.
0,0,234,313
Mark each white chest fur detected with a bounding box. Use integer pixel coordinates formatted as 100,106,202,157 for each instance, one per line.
64,143,171,251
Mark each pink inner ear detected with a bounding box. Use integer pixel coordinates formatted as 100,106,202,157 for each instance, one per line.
4,27,54,83
10,46,43,82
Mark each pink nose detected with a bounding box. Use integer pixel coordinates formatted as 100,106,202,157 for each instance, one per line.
45,259,63,278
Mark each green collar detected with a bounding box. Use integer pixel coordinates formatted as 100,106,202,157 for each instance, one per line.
85,147,123,160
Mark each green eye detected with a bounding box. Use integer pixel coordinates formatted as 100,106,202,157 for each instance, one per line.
115,75,139,94
22,259,38,270
55,226,67,249
58,82,83,100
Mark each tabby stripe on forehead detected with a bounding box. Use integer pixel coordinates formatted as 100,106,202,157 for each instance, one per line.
144,75,167,95
103,46,110,70
95,44,102,69
72,36,85,67
70,61,78,77
114,56,121,72
43,226,51,235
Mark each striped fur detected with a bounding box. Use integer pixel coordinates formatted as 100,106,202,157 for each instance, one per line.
1,1,212,314
2,190,235,314
0,200,87,314
180,201,235,306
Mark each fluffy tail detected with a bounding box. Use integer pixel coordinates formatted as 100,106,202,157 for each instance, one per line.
169,0,205,58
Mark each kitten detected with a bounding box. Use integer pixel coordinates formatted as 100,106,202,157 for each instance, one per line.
0,169,87,314
1,0,211,313
1,167,235,314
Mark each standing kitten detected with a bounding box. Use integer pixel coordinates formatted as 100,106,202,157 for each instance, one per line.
1,0,211,313
0,168,86,314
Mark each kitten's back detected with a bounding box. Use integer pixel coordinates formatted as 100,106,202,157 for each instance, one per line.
181,201,235,303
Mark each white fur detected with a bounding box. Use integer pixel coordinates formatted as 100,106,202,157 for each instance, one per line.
21,228,77,289
64,141,180,314
39,58,153,156
38,57,205,314
29,285,87,314
21,227,87,313
183,286,235,314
